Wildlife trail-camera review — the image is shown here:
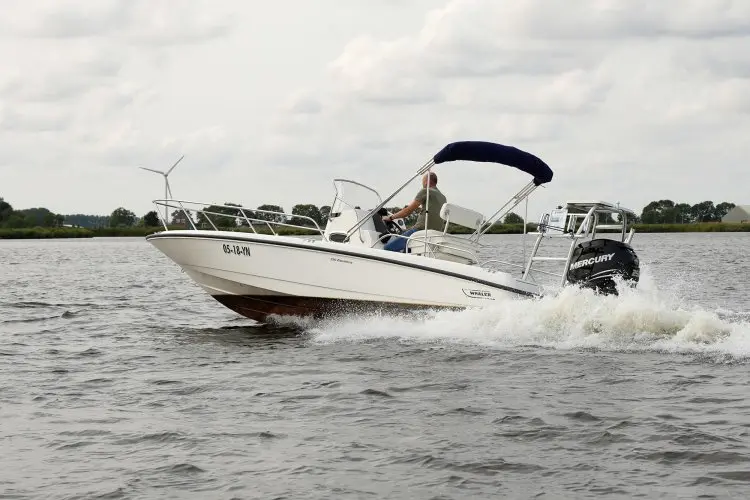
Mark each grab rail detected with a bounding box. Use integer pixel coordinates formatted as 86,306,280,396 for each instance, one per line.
151,199,325,235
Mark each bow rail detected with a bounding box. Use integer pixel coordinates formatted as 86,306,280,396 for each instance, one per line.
151,199,325,236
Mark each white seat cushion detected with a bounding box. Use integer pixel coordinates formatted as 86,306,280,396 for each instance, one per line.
439,203,485,231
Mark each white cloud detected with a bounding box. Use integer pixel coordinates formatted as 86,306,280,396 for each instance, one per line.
0,0,238,210
282,90,323,115
429,0,750,40
261,0,750,217
1,0,748,220
0,105,71,133
4,0,233,44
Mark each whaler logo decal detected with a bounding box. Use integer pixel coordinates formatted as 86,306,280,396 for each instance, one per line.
462,289,494,300
569,252,615,270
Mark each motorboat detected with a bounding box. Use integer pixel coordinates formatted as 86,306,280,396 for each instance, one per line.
145,141,641,322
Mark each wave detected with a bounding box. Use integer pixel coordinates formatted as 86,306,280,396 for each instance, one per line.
270,268,750,361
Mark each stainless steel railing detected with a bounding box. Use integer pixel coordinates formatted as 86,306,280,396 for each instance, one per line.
151,199,325,235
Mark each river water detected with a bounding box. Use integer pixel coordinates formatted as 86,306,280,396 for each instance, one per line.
1,233,749,499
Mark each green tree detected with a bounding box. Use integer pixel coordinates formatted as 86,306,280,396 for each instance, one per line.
17,207,61,227
640,202,657,224
0,198,29,228
597,212,617,224
290,204,323,227
170,209,195,227
109,207,136,227
0,197,12,223
197,203,243,228
43,212,56,226
504,212,524,224
229,203,259,227
254,204,286,223
674,203,692,223
640,199,737,223
143,210,160,227
319,205,331,221
715,202,736,221
3,213,28,228
63,214,109,228
641,200,676,224
690,201,715,222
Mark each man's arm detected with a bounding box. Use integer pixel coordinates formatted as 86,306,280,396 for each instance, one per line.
384,199,421,221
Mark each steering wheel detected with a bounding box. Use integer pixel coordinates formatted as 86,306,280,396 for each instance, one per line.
384,217,404,235
377,207,404,236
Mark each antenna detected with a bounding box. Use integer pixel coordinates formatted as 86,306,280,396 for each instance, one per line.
139,155,184,223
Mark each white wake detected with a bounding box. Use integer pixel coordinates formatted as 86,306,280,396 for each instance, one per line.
268,268,750,361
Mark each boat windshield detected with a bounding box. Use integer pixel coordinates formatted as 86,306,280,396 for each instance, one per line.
329,179,383,215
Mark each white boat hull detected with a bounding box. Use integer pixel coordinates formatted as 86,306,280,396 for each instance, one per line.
146,230,541,322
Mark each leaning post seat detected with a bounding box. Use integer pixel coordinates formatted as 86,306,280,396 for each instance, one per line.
406,203,486,264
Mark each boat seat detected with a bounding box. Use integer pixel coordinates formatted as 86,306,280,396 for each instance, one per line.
402,203,484,264
406,230,479,264
439,203,485,232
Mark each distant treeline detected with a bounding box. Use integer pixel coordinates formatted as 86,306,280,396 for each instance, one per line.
164,199,741,228
1,195,747,240
0,196,159,230
4,221,750,240
0,198,65,229
0,221,533,239
640,200,735,224
63,214,111,228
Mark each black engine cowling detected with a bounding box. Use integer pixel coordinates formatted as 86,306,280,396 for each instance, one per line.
566,239,640,295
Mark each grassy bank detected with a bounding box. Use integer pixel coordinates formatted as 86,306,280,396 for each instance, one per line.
0,227,95,239
3,222,750,239
0,226,170,239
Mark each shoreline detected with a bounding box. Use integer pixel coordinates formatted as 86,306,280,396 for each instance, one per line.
2,222,749,239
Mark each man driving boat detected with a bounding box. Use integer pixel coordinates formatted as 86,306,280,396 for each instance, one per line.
382,172,447,252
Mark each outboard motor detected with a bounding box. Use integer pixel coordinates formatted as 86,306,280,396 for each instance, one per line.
566,239,640,295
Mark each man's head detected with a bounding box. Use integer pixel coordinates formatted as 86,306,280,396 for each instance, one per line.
422,171,438,187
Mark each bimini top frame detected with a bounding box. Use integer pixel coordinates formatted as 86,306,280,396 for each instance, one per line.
520,200,638,287
342,141,554,242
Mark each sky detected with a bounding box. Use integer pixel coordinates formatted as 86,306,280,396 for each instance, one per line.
1,0,748,221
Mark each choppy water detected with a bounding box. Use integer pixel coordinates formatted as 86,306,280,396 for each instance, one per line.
1,233,749,499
